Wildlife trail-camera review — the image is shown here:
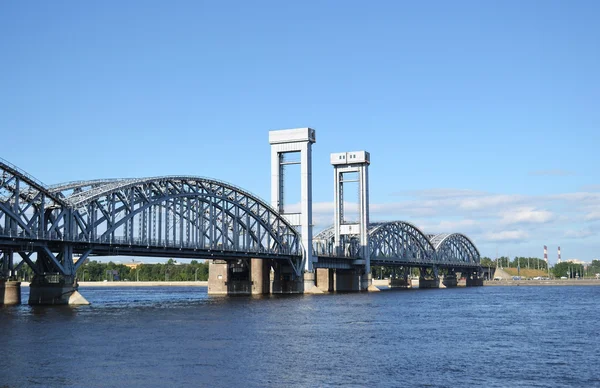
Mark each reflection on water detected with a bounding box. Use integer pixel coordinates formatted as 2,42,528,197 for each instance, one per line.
1,286,599,387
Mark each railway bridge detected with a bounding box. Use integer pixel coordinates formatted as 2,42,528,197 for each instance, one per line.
0,128,482,304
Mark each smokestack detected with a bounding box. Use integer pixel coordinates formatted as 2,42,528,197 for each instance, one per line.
544,245,548,263
558,246,561,263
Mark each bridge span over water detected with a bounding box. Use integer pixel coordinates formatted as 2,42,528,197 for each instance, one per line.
0,128,482,305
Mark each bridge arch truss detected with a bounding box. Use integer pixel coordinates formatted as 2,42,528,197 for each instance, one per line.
314,221,480,269
1,160,304,276
430,233,481,267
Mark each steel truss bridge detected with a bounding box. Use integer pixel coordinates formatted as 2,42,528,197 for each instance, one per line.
1,157,480,288
313,221,480,270
0,158,304,281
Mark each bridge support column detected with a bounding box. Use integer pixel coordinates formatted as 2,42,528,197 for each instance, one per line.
361,272,380,291
303,272,324,294
418,267,439,289
208,260,229,295
418,277,439,289
441,273,458,288
389,268,411,289
389,278,411,288
389,273,411,289
271,261,302,294
316,268,334,292
334,269,360,292
208,260,252,295
251,258,270,295
466,271,484,287
0,280,21,305
28,275,89,305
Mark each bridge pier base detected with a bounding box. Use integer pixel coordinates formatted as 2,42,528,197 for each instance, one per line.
316,268,334,292
466,276,484,287
389,277,411,289
0,280,21,305
303,272,324,294
208,260,255,295
251,258,270,295
334,269,360,292
418,277,439,289
271,262,302,294
208,260,230,295
28,275,89,305
442,274,458,288
362,273,380,291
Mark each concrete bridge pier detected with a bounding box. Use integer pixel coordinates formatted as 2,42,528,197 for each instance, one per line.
333,269,360,291
389,267,411,289
418,267,439,289
314,269,377,292
418,277,439,289
465,271,484,287
209,259,269,295
389,275,411,289
361,272,379,291
28,275,89,305
0,280,21,305
442,273,458,288
302,271,324,294
0,251,21,305
316,268,334,292
251,258,270,295
208,260,229,295
271,261,303,294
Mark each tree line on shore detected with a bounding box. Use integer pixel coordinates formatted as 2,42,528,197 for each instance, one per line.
481,257,600,278
78,259,210,282
17,259,210,282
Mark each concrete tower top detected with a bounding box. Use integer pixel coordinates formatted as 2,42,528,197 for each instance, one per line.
269,128,316,144
330,151,370,165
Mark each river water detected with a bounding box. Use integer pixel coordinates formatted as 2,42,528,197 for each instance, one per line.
1,286,599,387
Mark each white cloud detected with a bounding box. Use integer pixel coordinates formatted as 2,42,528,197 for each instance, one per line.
458,194,524,211
500,208,553,225
585,211,600,222
416,219,480,234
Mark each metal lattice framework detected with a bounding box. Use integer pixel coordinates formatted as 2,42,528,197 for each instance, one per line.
314,220,480,268
369,221,437,265
0,159,304,277
430,233,481,266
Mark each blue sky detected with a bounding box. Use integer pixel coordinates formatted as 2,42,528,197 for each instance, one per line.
1,1,599,263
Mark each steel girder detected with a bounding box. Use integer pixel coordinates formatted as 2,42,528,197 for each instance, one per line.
0,160,304,276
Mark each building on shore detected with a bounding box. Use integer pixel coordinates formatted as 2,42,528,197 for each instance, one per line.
123,260,144,270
